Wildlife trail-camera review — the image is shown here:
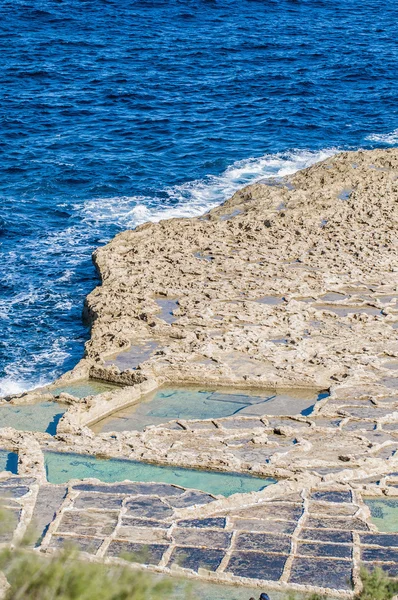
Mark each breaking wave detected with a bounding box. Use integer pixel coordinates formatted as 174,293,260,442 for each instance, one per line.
82,148,337,229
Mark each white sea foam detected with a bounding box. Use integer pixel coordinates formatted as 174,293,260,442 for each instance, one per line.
365,129,398,145
0,339,70,398
1,147,338,398
82,148,337,229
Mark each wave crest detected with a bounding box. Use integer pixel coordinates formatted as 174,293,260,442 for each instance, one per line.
82,148,337,229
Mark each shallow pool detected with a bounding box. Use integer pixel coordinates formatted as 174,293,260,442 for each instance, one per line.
0,401,66,434
92,386,324,433
51,379,121,399
44,451,275,496
0,449,18,474
364,498,398,532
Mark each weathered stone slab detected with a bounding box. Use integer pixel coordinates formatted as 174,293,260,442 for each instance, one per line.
360,533,398,547
0,477,36,487
308,501,357,517
311,491,352,503
235,532,292,554
74,493,123,510
226,551,287,581
304,516,369,531
233,503,302,521
289,557,353,590
168,546,225,572
30,484,67,546
232,518,296,535
121,517,171,530
173,528,232,549
0,486,30,499
116,525,169,543
167,490,215,508
107,541,167,564
125,498,174,519
297,541,352,559
361,547,398,562
177,517,226,529
299,528,353,544
48,535,103,554
57,510,118,536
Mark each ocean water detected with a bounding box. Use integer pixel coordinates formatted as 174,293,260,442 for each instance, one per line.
1,0,398,396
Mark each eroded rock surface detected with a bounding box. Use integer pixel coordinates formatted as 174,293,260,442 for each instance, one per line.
2,149,398,596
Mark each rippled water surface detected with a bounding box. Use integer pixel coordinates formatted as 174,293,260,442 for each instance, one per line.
1,0,398,395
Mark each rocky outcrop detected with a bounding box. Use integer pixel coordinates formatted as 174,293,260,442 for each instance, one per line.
2,148,398,597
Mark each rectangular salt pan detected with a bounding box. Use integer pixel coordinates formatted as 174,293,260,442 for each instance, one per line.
364,498,398,533
92,386,323,433
44,451,275,497
51,380,121,399
0,401,66,435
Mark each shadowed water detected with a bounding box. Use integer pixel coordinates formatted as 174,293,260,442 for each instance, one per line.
0,450,18,474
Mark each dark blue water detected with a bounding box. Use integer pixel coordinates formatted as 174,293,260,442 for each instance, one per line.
1,0,398,395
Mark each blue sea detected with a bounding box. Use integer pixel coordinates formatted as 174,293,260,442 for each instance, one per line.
1,0,398,396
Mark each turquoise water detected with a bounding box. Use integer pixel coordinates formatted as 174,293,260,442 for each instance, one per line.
0,401,66,435
0,449,18,474
93,386,322,432
364,498,398,532
44,451,275,497
51,380,121,399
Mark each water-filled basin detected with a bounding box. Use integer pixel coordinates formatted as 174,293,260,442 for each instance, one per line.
364,497,398,532
0,401,66,434
51,380,121,399
0,449,18,474
92,385,324,433
104,341,158,371
155,298,179,324
44,451,275,497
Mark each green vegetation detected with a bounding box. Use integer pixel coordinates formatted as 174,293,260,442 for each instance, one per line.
0,545,174,600
0,507,398,599
355,567,398,600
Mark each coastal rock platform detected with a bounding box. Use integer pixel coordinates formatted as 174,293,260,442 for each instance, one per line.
2,148,398,597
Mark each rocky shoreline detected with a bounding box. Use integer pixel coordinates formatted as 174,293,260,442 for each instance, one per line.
1,148,398,597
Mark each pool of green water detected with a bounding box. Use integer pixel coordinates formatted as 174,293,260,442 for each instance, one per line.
0,449,18,474
364,497,398,532
92,385,324,433
0,401,66,434
50,379,121,399
44,451,275,497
